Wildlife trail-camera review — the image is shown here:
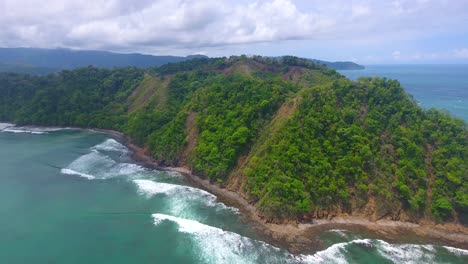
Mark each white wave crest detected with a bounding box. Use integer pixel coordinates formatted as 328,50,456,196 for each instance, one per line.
295,239,447,264
152,213,286,264
377,240,436,263
134,180,237,215
443,246,468,256
60,168,95,180
61,151,144,180
134,179,213,198
3,128,47,134
297,239,373,264
0,123,15,131
92,138,127,153
134,180,183,196
1,126,70,134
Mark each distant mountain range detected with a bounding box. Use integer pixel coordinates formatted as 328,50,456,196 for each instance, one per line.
0,48,207,74
0,48,364,74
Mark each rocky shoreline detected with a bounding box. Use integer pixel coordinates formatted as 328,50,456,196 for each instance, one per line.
2,124,467,254
109,130,468,254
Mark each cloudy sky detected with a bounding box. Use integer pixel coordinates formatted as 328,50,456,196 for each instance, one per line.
1,0,468,63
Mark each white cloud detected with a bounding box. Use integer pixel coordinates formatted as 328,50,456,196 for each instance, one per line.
392,51,401,60
386,50,446,63
351,4,371,18
0,0,467,55
454,48,468,58
1,0,335,51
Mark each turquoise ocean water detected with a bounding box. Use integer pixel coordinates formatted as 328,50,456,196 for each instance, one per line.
339,64,468,122
0,65,467,263
0,128,467,263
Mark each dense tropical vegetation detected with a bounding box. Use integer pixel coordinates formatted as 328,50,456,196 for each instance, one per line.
0,56,466,224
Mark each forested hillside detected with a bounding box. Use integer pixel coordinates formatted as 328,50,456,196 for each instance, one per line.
1,56,466,225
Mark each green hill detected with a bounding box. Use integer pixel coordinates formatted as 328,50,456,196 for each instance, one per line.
1,56,466,225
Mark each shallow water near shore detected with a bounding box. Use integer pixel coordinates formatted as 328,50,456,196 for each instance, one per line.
0,128,467,263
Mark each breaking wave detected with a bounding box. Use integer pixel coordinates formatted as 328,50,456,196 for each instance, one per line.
152,213,290,264
3,128,48,134
61,150,144,180
61,168,96,180
134,179,238,216
91,138,128,153
0,123,15,131
442,246,468,256
296,238,468,264
60,138,145,180
0,124,70,134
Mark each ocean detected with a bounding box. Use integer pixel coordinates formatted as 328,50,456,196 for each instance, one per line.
0,65,467,263
0,127,467,264
339,64,468,122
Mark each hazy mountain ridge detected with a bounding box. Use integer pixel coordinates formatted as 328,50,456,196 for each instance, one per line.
0,48,207,73
0,48,364,74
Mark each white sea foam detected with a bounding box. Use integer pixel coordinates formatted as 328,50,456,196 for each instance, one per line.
3,128,47,134
443,246,468,256
300,239,438,264
134,179,238,215
152,213,286,264
115,163,143,175
153,213,218,233
92,138,128,153
295,239,446,264
61,150,145,180
60,139,183,182
327,229,350,238
296,240,367,264
377,240,436,263
60,168,96,180
134,179,214,198
134,180,182,196
0,123,15,131
1,126,70,134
